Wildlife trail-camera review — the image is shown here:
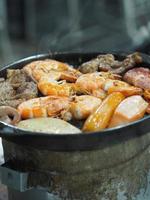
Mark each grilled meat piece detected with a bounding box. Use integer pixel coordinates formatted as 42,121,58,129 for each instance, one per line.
7,69,31,87
16,82,38,99
79,54,115,73
109,52,142,74
79,52,142,74
123,67,150,90
0,69,38,108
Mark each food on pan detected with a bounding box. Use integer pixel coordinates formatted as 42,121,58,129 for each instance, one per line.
123,67,150,90
146,104,150,114
108,95,148,128
18,95,102,121
82,92,125,132
38,80,76,97
18,96,71,119
75,72,122,99
79,52,142,74
17,118,81,134
66,95,102,120
103,79,142,97
23,59,81,82
0,69,37,108
0,52,150,133
0,106,21,125
143,90,150,101
23,59,81,97
123,67,150,114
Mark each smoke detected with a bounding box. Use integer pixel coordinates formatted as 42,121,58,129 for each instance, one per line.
36,0,104,53
34,0,150,55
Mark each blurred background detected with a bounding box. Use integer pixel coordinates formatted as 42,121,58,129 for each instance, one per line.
0,0,150,67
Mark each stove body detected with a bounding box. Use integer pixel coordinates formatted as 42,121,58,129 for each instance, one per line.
2,131,150,200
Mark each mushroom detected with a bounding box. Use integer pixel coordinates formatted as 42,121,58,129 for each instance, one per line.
0,106,21,125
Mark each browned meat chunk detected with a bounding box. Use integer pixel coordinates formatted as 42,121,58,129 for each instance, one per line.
7,69,31,86
79,54,114,73
123,67,150,90
79,52,142,74
0,69,38,108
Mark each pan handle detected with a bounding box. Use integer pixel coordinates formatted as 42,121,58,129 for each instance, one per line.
0,162,32,192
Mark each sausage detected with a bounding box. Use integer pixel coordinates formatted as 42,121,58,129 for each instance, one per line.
82,92,125,132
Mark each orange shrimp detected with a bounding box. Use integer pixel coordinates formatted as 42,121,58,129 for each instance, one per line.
23,59,82,97
143,89,150,101
23,59,81,82
38,80,76,97
18,96,71,119
18,95,102,121
61,95,102,121
75,72,122,99
75,73,107,98
76,73,142,98
76,72,121,93
103,79,142,97
68,95,102,120
23,59,69,81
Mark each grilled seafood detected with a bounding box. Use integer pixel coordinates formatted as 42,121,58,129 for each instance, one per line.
103,79,143,96
75,73,106,98
62,95,102,120
0,106,21,125
76,73,142,98
75,72,120,98
18,95,102,121
23,59,82,96
37,77,76,97
18,96,71,119
23,59,82,82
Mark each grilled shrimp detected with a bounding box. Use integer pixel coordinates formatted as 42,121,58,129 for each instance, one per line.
18,95,102,121
23,59,82,96
70,95,102,119
75,73,107,99
18,96,71,119
37,75,76,97
23,59,82,82
75,72,141,98
61,95,102,120
103,79,143,97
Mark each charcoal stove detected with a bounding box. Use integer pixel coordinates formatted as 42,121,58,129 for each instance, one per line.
0,53,150,200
